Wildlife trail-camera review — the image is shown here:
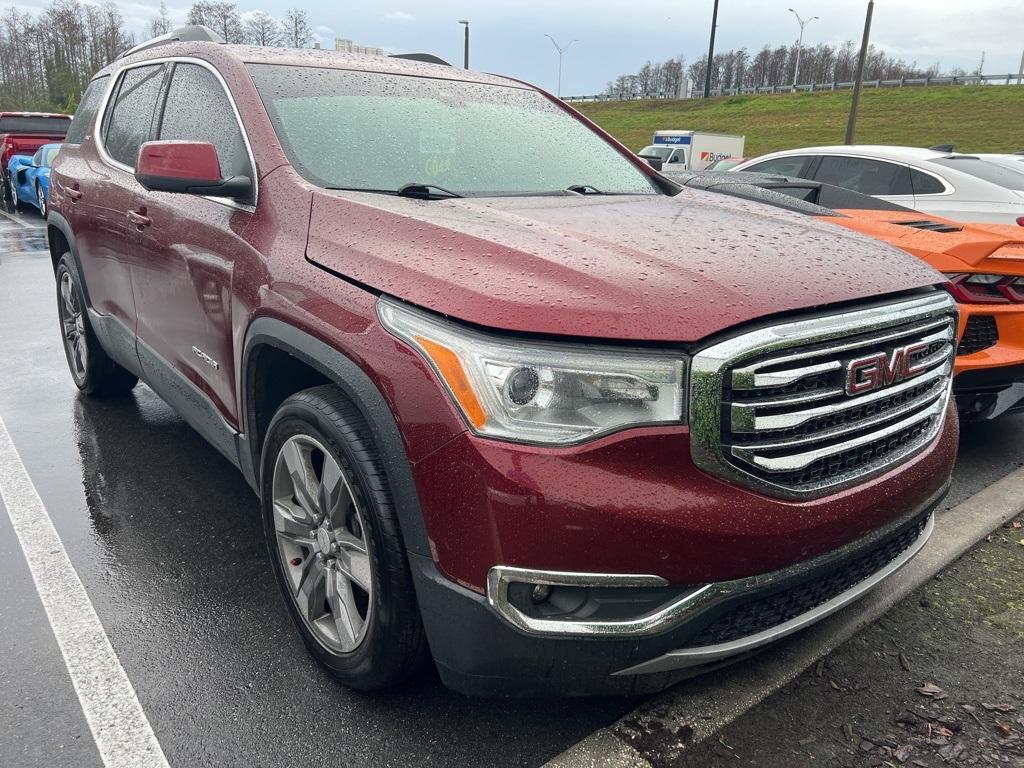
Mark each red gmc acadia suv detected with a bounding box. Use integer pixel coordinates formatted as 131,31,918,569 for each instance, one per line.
47,27,959,696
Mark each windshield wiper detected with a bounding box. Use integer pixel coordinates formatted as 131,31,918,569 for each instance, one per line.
565,184,605,195
396,183,463,200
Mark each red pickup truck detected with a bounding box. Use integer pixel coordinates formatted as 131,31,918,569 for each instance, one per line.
0,112,71,208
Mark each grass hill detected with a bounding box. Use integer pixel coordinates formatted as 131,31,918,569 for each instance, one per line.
574,85,1024,156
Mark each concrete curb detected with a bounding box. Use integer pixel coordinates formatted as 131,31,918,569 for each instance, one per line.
544,466,1024,768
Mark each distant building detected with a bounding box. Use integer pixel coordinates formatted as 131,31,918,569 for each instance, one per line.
335,38,384,56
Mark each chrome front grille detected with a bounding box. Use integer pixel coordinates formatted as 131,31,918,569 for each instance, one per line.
690,292,958,499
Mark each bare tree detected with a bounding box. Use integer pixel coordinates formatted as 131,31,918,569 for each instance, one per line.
187,1,243,43
244,11,281,46
148,1,172,37
281,7,313,49
0,0,132,111
606,37,947,97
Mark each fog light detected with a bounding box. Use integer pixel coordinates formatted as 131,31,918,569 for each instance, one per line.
531,583,552,603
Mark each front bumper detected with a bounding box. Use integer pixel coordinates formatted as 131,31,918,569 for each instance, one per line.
412,487,945,697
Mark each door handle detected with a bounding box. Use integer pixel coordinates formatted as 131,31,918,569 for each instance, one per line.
66,188,82,201
126,209,151,228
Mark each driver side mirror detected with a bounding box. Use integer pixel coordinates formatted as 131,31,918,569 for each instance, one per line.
135,141,252,200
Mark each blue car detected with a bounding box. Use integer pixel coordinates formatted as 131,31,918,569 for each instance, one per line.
7,142,60,217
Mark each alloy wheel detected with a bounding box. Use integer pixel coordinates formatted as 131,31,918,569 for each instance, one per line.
37,183,46,217
272,434,373,653
59,271,88,382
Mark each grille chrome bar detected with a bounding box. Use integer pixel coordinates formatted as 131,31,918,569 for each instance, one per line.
733,392,946,471
748,360,841,389
730,316,953,389
732,355,951,433
690,292,958,499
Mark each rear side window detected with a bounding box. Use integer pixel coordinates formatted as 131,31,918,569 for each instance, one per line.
929,157,1024,191
64,77,109,145
103,64,165,168
157,63,251,180
814,156,913,196
910,169,946,195
744,156,812,178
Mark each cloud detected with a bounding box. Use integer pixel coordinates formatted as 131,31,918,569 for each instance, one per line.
384,10,414,22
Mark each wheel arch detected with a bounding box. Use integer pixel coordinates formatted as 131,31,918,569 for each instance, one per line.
241,317,430,556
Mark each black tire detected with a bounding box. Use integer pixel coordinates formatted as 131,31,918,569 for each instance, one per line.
36,181,47,218
261,385,427,690
55,253,138,397
0,173,12,211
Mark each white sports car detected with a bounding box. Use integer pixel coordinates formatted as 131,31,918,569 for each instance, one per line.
732,145,1024,225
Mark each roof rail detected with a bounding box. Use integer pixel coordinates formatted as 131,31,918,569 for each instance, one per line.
389,53,451,66
118,25,224,59
928,143,954,153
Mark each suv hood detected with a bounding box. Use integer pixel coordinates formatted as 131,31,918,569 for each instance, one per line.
307,188,943,342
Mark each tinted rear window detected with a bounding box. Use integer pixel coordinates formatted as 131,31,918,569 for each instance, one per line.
103,64,165,168
64,77,109,145
930,157,1024,191
814,156,914,196
0,115,71,135
743,156,812,178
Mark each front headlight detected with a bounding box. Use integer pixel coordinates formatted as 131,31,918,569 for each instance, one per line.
378,298,688,445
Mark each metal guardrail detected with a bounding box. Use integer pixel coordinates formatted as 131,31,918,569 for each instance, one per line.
566,73,1024,102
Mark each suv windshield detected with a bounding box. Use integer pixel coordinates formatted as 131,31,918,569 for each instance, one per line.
247,64,656,196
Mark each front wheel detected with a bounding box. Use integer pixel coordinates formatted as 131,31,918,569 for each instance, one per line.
261,386,426,690
36,181,47,217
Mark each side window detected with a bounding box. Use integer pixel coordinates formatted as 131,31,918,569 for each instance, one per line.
32,149,43,165
814,156,913,196
744,156,812,178
64,76,109,145
158,63,251,180
103,65,165,168
910,169,946,195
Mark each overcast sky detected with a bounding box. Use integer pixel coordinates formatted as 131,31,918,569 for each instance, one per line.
4,0,1024,94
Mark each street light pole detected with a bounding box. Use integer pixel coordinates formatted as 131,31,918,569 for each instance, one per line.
458,19,469,69
845,0,874,144
788,8,819,88
544,34,578,98
703,0,719,98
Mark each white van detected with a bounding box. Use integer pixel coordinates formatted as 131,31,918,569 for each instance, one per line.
638,130,746,171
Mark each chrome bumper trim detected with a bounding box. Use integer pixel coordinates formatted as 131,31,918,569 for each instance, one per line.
614,511,934,675
486,484,944,639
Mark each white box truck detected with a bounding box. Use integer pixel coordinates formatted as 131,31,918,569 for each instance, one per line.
638,130,745,171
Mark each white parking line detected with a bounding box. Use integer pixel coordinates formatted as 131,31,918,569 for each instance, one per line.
0,208,34,228
0,412,170,768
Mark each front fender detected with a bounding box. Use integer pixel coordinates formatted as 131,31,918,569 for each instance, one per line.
241,317,431,556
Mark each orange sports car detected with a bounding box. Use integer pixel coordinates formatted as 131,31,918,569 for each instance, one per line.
669,171,1024,420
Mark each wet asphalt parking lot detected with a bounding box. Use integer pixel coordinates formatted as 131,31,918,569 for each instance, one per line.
1,207,1023,768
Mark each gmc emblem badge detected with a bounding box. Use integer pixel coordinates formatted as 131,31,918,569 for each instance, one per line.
845,342,930,396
